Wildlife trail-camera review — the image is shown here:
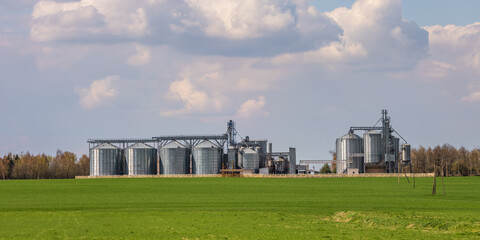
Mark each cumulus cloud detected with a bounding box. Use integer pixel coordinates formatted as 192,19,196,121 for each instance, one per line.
75,75,118,110
236,96,269,118
184,0,295,39
127,44,151,66
271,0,428,70
461,91,480,102
31,0,150,41
160,58,281,117
161,78,227,117
30,0,341,56
424,22,480,74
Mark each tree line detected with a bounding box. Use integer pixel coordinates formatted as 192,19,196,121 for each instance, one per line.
0,150,89,180
410,144,480,176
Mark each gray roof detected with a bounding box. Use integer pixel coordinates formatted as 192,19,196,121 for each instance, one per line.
127,142,154,149
340,132,361,139
242,148,257,154
162,141,187,149
195,140,220,148
93,143,120,149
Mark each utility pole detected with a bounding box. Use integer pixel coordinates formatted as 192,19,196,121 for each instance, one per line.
441,158,446,197
432,163,437,195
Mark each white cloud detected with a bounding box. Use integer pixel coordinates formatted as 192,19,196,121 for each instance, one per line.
185,0,295,39
127,44,151,66
271,0,428,70
236,96,269,118
30,0,341,56
31,0,149,41
75,75,118,110
424,22,480,74
461,91,480,102
160,58,281,117
416,60,457,79
161,78,227,117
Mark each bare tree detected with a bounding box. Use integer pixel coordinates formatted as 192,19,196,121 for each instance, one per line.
76,154,90,176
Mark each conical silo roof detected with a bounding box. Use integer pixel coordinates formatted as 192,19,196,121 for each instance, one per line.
195,140,219,148
340,132,361,139
242,148,257,154
127,142,154,149
94,143,120,149
162,141,187,149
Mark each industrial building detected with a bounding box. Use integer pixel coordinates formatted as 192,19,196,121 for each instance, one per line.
88,120,296,176
88,109,410,176
335,110,411,174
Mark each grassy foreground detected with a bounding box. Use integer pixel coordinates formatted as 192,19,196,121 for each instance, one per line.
0,177,479,239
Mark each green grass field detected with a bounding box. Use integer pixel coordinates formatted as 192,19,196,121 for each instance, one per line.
0,177,479,239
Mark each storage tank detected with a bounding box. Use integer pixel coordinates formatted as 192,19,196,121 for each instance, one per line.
126,142,157,175
336,131,364,174
227,147,237,169
159,141,189,175
237,147,245,169
393,137,400,161
90,143,123,176
401,144,411,163
364,130,382,164
192,140,222,174
241,148,260,173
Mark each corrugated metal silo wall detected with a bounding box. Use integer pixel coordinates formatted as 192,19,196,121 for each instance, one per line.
336,136,364,174
192,147,222,174
364,132,382,164
237,151,243,169
227,149,237,169
289,147,296,174
90,147,123,176
126,148,157,175
393,137,400,161
242,151,259,172
351,138,364,172
336,138,344,174
159,147,189,174
402,144,411,162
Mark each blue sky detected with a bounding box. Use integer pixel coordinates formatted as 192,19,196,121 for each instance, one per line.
1,0,480,161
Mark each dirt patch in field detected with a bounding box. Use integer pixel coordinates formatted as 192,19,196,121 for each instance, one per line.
323,211,480,235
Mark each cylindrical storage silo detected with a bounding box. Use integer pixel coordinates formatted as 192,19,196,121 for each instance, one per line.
90,143,123,176
336,132,364,174
401,144,411,163
125,142,157,175
159,141,189,174
241,148,260,173
393,137,400,161
192,140,222,174
237,147,245,169
364,130,382,164
227,147,237,169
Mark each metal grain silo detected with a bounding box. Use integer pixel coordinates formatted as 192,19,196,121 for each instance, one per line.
401,144,411,163
227,146,237,169
125,142,157,175
159,141,189,175
393,137,400,161
192,140,222,174
336,132,364,174
364,130,382,164
241,148,260,173
90,143,123,176
237,147,245,169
